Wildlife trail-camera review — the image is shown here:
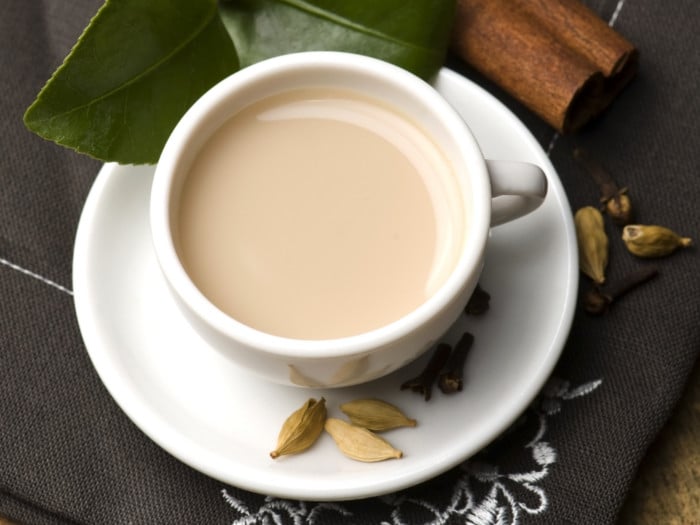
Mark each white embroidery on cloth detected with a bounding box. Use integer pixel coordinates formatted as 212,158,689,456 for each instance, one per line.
222,491,352,525
0,256,73,295
609,0,628,27
222,377,602,525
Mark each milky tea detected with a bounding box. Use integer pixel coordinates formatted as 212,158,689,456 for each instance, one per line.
176,88,467,340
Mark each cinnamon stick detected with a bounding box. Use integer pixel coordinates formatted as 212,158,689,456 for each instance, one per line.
451,0,638,133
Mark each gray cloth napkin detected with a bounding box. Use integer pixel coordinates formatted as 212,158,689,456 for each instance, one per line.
1,1,698,523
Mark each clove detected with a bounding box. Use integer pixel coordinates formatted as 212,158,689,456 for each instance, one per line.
400,343,451,401
583,266,658,315
438,332,474,394
573,147,633,225
465,284,491,315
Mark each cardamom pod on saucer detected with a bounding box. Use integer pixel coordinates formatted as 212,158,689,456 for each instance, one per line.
339,398,417,431
324,418,403,462
270,397,326,459
622,224,692,258
575,206,609,284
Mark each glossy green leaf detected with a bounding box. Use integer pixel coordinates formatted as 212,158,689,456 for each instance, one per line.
219,0,455,80
24,0,238,164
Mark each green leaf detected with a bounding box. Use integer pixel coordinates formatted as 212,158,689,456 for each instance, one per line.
24,0,239,165
219,0,455,81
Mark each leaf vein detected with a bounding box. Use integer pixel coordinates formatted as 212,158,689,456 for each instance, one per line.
273,0,435,54
31,2,218,125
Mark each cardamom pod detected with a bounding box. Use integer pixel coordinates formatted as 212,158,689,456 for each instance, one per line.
339,399,417,431
270,397,326,459
575,206,609,284
324,418,403,462
622,225,692,258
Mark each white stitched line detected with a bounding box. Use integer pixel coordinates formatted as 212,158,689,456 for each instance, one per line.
0,256,73,296
546,135,558,157
547,0,628,156
609,0,627,27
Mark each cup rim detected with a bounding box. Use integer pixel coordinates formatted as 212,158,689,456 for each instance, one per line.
151,51,491,359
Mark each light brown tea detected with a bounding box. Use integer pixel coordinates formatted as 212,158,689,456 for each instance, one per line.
177,88,466,339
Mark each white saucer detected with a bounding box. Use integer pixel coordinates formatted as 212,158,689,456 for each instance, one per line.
73,69,577,501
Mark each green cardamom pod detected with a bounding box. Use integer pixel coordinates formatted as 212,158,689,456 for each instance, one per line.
324,418,403,462
270,397,326,459
339,398,417,431
622,225,692,258
575,206,609,284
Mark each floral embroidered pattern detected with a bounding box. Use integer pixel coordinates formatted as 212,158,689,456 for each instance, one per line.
223,377,602,525
222,491,353,525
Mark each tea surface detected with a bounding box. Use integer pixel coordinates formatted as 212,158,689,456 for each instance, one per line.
178,88,465,339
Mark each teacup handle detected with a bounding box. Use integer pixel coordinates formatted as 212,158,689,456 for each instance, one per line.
486,160,548,226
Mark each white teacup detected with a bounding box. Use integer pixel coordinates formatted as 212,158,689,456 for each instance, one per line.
151,52,547,387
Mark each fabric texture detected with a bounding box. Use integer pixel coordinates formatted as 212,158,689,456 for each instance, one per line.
1,1,698,523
